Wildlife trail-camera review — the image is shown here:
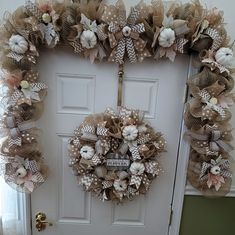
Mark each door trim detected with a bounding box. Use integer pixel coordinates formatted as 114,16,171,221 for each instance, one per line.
20,193,31,235
168,56,197,235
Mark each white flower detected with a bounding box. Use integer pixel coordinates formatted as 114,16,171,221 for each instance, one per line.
210,166,221,175
20,80,30,89
122,26,131,37
9,35,28,54
158,28,176,48
80,145,94,160
80,30,97,49
113,179,127,192
20,82,47,102
16,167,27,178
122,125,138,141
130,162,145,175
42,13,52,24
215,47,233,67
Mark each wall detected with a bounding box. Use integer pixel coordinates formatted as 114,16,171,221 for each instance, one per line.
180,0,235,234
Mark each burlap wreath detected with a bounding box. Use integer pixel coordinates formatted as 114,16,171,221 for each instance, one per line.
68,107,166,202
0,0,234,198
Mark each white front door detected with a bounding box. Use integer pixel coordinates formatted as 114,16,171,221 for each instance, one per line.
31,47,189,235
0,1,189,235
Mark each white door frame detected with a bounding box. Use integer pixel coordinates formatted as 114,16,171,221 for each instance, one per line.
21,58,196,235
168,56,197,235
16,193,31,235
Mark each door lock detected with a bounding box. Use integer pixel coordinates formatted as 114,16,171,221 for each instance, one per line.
35,212,53,232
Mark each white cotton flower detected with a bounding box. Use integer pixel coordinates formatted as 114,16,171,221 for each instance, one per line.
158,28,176,48
210,166,221,175
122,125,138,141
80,30,97,49
215,47,233,66
130,162,145,175
9,35,28,54
113,179,127,192
80,145,95,160
42,13,52,24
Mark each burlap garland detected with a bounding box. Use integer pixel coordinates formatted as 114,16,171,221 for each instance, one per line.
0,0,234,197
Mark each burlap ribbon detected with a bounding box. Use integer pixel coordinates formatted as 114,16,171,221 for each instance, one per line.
10,82,47,106
101,0,150,64
186,124,233,155
4,157,44,192
199,89,226,119
4,116,35,147
199,156,232,191
108,22,146,64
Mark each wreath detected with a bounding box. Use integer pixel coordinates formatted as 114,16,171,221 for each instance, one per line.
0,0,234,200
68,107,166,202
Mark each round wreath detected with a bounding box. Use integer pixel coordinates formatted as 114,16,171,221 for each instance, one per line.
0,0,234,198
68,107,166,202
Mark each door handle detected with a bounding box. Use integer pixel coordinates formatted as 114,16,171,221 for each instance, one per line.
35,212,53,232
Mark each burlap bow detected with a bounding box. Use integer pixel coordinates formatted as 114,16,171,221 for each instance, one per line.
199,89,225,119
10,82,47,106
186,124,233,155
199,156,232,191
101,0,150,64
3,116,35,147
152,14,189,61
105,107,150,160
4,157,44,192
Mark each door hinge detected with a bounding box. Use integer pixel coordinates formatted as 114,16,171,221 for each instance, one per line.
169,207,173,226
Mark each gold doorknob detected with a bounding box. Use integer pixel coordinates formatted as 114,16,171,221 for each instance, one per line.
35,212,53,232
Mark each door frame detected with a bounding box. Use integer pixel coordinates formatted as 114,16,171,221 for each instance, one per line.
22,57,196,235
168,56,197,235
20,194,31,235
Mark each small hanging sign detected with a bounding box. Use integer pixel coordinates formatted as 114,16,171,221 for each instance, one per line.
106,153,130,170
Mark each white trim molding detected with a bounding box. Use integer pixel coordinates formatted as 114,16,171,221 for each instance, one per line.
168,56,195,235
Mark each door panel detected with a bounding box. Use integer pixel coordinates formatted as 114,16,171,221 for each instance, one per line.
31,47,189,235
